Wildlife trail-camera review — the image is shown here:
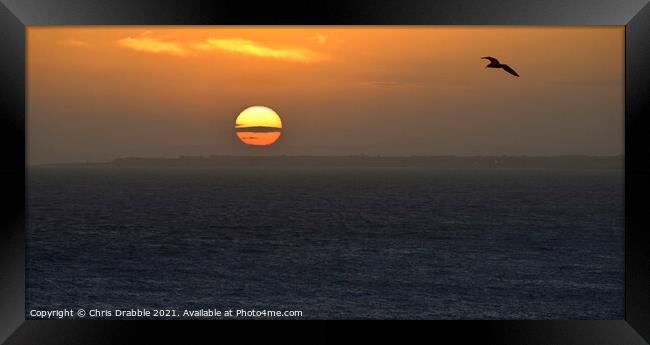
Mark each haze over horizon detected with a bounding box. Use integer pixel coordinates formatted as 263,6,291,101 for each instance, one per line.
28,27,623,165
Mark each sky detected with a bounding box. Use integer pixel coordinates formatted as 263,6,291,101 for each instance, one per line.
27,26,624,164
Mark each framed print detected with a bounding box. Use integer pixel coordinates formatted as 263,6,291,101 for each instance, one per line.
1,0,649,343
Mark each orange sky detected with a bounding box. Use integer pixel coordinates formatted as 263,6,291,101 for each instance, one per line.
28,26,623,164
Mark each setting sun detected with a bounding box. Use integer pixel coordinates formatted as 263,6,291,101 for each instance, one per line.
235,106,282,146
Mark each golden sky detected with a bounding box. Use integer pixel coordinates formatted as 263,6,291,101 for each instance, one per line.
28,26,623,164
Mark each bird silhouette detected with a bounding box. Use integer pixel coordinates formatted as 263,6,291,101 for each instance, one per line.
482,56,519,77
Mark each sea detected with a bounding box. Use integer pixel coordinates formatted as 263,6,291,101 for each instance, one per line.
26,167,624,319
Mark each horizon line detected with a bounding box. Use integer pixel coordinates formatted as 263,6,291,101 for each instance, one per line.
31,154,625,167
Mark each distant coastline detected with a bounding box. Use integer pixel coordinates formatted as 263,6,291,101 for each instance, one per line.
35,155,624,170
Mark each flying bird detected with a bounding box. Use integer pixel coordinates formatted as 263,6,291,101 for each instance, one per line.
482,56,519,77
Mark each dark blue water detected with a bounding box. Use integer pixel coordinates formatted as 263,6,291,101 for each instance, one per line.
27,167,624,319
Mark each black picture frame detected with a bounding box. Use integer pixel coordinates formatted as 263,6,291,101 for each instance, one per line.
1,0,649,343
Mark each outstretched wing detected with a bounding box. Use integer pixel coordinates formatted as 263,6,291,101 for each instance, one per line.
501,65,519,77
481,56,500,64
